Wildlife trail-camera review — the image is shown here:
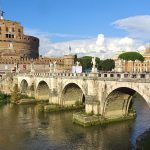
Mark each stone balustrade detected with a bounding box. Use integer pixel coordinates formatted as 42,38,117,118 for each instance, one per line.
15,71,150,83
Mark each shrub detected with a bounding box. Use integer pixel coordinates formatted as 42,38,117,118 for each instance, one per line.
0,92,10,104
11,84,22,102
75,101,82,106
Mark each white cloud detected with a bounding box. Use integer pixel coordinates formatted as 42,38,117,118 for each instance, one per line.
113,15,150,39
25,27,146,59
96,34,105,46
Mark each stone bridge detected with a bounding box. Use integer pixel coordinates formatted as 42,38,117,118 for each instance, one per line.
16,72,150,119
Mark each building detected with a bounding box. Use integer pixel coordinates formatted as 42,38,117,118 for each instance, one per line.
0,11,39,59
114,45,150,73
0,11,75,73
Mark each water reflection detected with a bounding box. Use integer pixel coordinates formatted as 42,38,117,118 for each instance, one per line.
0,95,150,150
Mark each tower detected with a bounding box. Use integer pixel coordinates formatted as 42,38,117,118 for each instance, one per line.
64,46,76,67
0,11,39,59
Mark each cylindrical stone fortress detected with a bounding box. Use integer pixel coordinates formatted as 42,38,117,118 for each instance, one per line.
0,19,39,59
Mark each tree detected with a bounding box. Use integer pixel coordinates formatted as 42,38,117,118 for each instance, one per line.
74,54,78,63
118,52,144,61
96,58,103,70
77,56,92,72
101,59,115,71
77,56,102,72
11,84,22,102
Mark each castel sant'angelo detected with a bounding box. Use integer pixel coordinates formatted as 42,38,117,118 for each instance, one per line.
0,11,75,72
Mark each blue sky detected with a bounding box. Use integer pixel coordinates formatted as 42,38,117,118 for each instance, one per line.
1,0,150,58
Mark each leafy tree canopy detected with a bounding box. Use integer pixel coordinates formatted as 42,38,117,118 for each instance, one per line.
11,84,22,102
101,59,115,71
77,56,115,71
77,56,102,71
118,52,144,61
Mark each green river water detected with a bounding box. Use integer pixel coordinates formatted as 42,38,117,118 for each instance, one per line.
0,95,150,150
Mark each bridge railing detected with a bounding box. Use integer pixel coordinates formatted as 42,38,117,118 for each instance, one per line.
16,71,150,81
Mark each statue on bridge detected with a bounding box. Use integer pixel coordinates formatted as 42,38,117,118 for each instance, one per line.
91,57,97,73
49,62,53,73
49,61,57,73
53,61,57,73
76,61,80,66
30,62,35,73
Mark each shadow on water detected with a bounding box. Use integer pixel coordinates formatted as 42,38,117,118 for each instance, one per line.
0,95,150,150
130,94,150,147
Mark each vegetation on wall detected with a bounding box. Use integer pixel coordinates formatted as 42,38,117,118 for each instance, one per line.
0,92,10,105
118,52,144,61
11,84,22,103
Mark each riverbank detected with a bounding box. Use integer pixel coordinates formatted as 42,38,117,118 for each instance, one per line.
136,129,150,150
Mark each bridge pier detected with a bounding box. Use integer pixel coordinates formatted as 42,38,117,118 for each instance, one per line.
85,95,100,114
84,78,100,115
49,88,59,104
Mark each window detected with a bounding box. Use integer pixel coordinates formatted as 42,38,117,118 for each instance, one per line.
6,34,14,38
6,27,8,32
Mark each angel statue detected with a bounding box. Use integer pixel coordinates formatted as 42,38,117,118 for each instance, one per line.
91,57,96,69
53,61,57,73
91,57,97,73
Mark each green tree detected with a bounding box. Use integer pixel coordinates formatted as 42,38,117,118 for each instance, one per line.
77,56,102,72
11,84,22,102
77,56,92,71
118,52,144,61
96,58,103,70
74,54,78,63
101,59,115,71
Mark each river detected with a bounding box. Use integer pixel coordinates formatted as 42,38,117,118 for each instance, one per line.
0,95,150,150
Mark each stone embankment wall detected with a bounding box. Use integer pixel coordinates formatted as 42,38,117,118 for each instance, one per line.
0,74,17,94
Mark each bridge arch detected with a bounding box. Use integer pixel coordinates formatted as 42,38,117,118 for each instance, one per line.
36,81,50,101
103,85,149,118
61,82,85,106
20,79,28,94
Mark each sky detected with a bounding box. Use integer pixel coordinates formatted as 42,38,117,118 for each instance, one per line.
0,0,150,59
